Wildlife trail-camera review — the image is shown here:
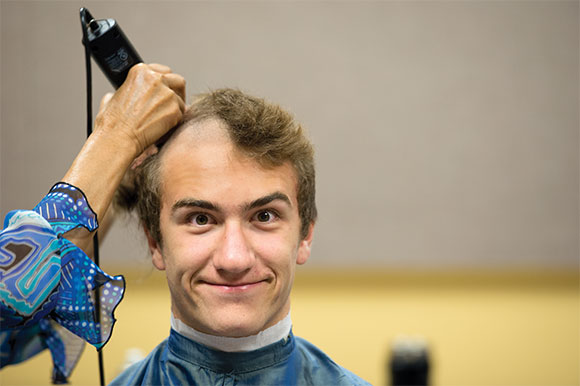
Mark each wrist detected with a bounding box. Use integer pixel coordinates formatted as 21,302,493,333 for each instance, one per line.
89,126,141,161
93,110,147,156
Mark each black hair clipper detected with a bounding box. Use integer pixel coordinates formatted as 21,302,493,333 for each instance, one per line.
80,8,143,89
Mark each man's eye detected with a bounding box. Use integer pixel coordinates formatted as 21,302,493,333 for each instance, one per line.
255,210,277,223
190,214,212,226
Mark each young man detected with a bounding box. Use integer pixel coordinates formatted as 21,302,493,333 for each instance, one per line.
107,86,369,385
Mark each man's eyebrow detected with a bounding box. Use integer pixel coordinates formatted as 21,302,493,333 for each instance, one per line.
244,192,292,211
171,193,291,214
171,198,221,213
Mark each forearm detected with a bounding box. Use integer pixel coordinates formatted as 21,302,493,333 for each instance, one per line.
63,131,137,222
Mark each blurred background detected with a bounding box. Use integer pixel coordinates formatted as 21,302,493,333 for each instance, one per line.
1,1,578,385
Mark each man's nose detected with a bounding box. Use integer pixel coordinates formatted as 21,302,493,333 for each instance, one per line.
213,221,255,274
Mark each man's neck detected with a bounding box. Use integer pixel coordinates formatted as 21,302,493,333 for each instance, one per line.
170,313,292,352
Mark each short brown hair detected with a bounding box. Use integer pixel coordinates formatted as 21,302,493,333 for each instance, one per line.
118,89,317,244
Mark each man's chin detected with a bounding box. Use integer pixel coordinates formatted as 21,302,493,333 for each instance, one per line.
177,299,288,338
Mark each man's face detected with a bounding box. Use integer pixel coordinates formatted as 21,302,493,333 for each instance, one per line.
147,119,313,338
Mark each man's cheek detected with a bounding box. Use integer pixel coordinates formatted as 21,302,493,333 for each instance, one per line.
255,233,290,255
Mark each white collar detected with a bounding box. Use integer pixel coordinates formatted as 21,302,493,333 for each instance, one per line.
170,312,292,352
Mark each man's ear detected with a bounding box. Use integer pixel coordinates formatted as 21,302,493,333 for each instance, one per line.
296,222,315,265
144,226,166,271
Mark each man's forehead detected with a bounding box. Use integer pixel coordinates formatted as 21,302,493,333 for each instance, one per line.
157,119,299,203
162,117,229,152
158,117,238,171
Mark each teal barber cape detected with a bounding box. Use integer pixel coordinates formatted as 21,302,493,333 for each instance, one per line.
109,329,370,385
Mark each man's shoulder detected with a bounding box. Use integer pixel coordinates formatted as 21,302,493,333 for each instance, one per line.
293,335,371,386
108,339,169,385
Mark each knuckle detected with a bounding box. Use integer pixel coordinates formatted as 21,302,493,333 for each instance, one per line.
128,63,146,76
168,104,182,122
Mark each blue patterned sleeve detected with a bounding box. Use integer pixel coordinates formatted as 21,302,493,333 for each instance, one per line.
0,182,125,383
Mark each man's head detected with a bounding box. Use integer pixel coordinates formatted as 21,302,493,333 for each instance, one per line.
135,89,317,245
131,89,317,337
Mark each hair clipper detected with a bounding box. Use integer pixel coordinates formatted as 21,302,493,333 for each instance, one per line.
80,8,143,89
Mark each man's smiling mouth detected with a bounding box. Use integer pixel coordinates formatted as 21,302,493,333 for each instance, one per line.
199,280,268,293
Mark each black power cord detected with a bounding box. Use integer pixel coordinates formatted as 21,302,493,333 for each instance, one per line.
82,31,106,386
